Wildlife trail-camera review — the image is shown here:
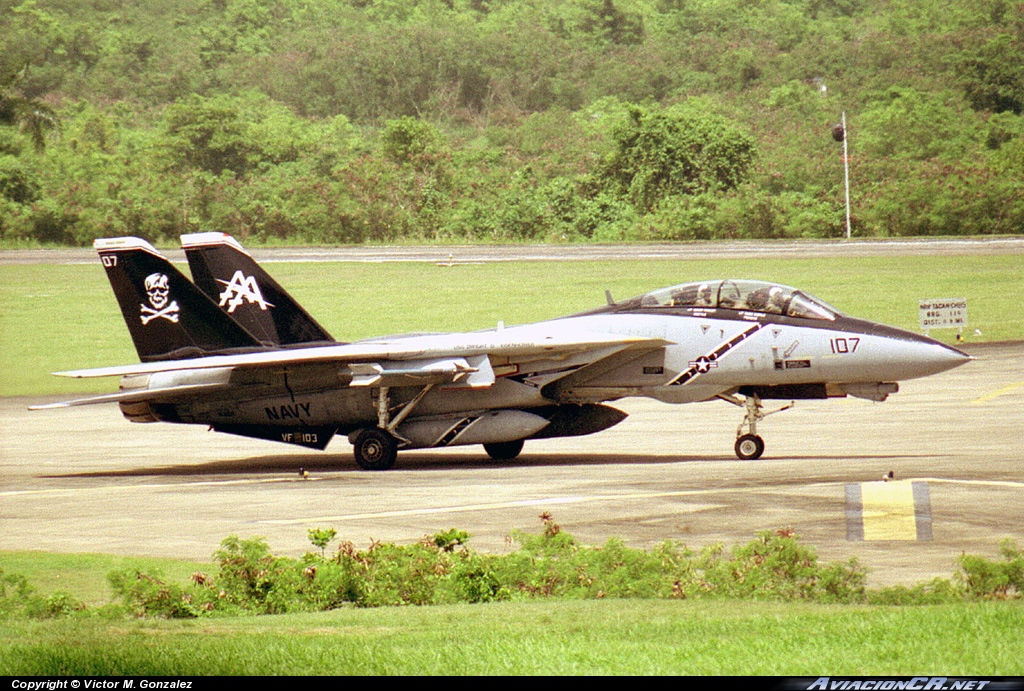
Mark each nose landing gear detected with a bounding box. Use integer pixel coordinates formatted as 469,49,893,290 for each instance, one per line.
718,393,794,460
735,433,765,461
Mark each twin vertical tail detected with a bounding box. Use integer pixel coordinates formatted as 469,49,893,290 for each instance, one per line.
95,237,262,362
181,232,334,346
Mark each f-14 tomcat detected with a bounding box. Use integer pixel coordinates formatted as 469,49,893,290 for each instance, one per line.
33,234,972,469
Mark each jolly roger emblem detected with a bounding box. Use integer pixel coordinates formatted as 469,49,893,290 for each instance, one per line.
217,271,274,313
140,273,180,325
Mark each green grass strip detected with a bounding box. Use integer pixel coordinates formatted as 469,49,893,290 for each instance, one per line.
1,600,1021,675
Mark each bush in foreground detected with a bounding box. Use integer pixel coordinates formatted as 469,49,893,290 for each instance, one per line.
1,567,86,618
99,518,1020,618
4,519,1020,619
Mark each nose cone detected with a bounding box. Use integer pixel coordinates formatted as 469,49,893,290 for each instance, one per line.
841,318,974,381
879,324,973,380
910,339,973,378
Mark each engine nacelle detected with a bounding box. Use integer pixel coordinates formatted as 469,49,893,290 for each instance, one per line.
528,404,628,439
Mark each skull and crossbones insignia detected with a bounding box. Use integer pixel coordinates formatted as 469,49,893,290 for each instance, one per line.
140,273,180,325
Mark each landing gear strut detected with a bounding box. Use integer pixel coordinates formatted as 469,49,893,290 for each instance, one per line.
718,393,794,461
351,384,433,470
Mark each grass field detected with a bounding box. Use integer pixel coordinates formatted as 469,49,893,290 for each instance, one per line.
1,596,1022,675
2,254,1021,396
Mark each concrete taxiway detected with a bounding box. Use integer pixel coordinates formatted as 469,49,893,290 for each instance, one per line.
1,341,1020,587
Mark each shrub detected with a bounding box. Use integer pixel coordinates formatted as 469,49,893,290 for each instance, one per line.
380,116,445,166
1,568,87,619
446,552,508,603
2,527,1012,619
868,578,963,605
694,529,866,602
956,539,1024,600
0,568,37,617
308,527,337,558
213,535,303,614
0,156,40,204
296,555,365,610
107,569,207,619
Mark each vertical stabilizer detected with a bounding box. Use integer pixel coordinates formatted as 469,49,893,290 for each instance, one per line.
181,232,334,345
95,237,262,361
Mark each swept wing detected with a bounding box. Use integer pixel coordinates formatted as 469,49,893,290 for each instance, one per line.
40,327,669,408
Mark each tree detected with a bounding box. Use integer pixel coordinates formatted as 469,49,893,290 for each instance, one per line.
162,95,254,175
380,116,444,164
858,87,976,161
599,103,756,213
0,66,59,152
161,92,315,176
579,0,645,46
957,34,1024,115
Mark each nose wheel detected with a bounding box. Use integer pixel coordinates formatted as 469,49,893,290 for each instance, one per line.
718,393,793,461
735,433,765,460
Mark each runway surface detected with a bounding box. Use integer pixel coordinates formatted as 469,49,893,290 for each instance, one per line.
2,341,1021,587
2,236,1022,265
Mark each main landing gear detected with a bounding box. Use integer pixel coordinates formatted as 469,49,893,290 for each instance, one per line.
483,439,524,461
351,384,433,471
352,428,398,470
350,385,529,469
717,393,794,461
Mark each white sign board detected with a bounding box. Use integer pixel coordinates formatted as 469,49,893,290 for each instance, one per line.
919,298,967,330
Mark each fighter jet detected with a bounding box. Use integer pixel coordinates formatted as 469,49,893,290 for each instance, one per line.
32,235,972,469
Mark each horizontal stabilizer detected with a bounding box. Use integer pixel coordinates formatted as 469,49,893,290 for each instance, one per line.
28,382,229,410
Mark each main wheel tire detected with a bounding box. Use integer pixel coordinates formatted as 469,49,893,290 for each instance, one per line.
734,434,765,460
353,428,398,470
483,439,524,461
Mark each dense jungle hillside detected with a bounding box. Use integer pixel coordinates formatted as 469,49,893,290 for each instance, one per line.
1,0,1022,245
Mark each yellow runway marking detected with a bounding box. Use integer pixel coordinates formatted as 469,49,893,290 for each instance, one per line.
861,481,918,541
970,382,1024,405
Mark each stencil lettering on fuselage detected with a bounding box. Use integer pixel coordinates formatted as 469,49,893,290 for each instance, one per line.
265,402,311,420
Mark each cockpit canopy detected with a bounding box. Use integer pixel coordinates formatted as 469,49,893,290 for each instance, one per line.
640,280,838,321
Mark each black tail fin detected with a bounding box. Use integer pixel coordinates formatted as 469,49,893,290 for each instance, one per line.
181,232,334,345
95,237,263,361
